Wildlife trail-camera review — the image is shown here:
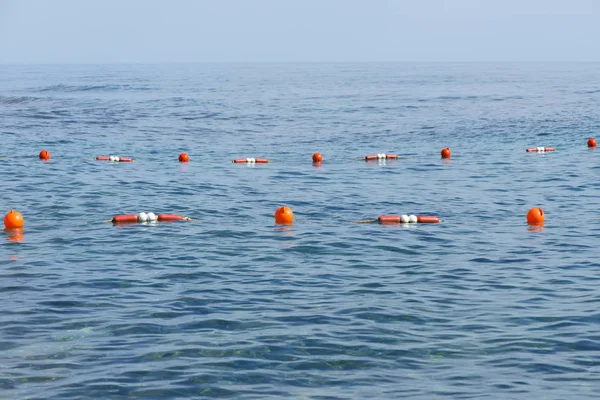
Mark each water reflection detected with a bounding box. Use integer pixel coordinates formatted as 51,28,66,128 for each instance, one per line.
527,225,544,233
4,227,24,242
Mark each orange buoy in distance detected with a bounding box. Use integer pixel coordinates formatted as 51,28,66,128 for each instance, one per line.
441,148,451,159
526,207,544,226
4,209,24,229
179,153,189,163
39,149,50,160
274,206,294,225
588,138,597,148
312,152,323,163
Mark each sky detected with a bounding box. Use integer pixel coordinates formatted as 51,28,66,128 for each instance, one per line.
0,0,598,64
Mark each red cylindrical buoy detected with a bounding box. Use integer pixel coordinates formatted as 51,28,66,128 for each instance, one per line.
378,215,401,223
39,149,50,160
112,214,139,224
441,148,451,159
157,214,184,221
588,138,597,148
417,216,440,223
96,156,110,161
118,157,132,162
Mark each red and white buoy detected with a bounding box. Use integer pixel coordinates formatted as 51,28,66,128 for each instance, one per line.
377,215,440,224
111,212,189,223
363,154,398,161
96,155,133,162
233,158,269,164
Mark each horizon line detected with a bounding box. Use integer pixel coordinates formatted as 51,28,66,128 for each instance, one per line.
1,60,599,66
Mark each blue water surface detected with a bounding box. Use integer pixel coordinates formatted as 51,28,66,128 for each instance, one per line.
1,63,600,399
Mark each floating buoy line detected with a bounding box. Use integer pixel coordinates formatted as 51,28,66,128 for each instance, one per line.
96,155,133,162
355,154,400,161
109,213,193,224
5,141,599,233
14,145,597,164
233,158,269,164
352,215,442,224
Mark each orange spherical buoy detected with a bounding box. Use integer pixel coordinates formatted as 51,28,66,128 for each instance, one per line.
312,152,323,163
274,206,294,225
526,207,544,226
4,209,24,229
39,149,50,160
441,148,451,159
179,153,189,163
588,138,597,148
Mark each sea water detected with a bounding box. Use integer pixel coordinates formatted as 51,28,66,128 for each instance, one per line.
1,63,600,399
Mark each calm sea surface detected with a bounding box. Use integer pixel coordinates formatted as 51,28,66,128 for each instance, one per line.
1,63,600,399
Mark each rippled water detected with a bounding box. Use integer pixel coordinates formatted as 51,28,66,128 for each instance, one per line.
1,63,600,399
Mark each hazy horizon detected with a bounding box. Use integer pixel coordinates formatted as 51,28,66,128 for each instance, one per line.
2,61,600,66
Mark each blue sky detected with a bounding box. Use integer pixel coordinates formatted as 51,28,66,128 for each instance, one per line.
0,0,598,63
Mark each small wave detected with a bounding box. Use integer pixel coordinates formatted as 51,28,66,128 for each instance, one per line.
180,112,222,120
0,95,43,104
31,84,153,93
